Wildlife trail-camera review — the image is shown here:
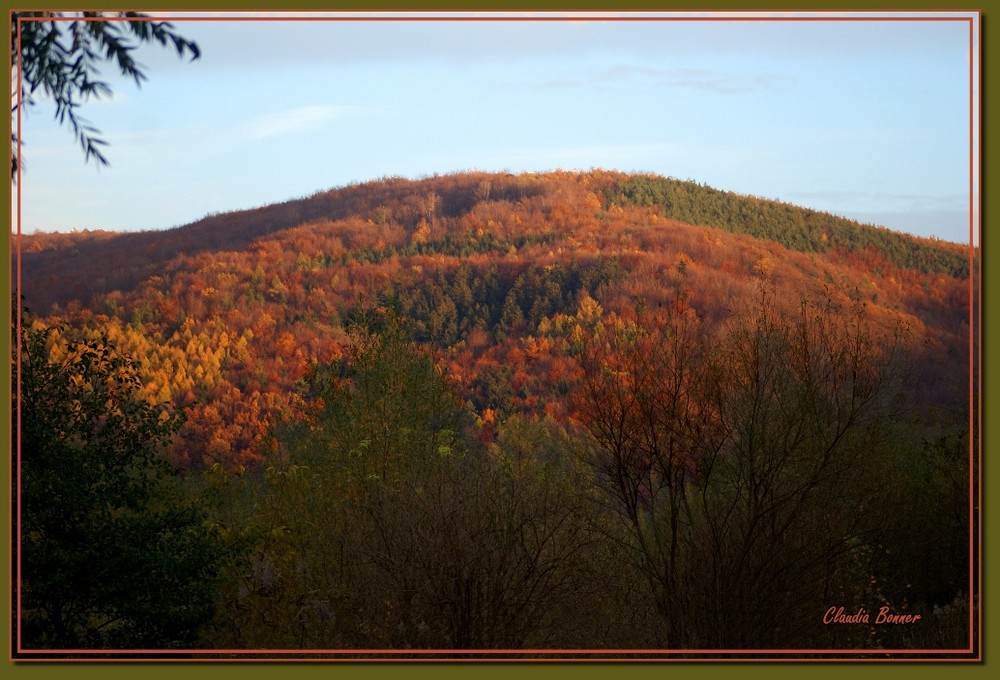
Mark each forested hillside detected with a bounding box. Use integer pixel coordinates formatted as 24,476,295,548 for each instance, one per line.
13,170,977,656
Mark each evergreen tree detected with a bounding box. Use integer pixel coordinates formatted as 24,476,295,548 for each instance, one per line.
14,309,223,650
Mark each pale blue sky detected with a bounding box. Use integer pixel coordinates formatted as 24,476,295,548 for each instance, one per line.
14,12,980,244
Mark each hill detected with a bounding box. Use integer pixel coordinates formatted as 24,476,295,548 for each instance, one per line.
20,169,969,313
18,169,974,469
13,169,977,652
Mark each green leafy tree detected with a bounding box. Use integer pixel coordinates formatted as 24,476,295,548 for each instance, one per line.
10,11,200,177
14,310,222,649
210,314,598,649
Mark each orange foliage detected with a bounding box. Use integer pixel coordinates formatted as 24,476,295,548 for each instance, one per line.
20,169,972,468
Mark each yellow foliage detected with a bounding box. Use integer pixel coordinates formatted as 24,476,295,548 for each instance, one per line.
412,218,432,245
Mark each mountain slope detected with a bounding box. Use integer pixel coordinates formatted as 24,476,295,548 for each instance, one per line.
12,169,977,653
16,169,974,469
19,169,969,315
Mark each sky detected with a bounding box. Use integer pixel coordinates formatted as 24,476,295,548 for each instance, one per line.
13,11,980,244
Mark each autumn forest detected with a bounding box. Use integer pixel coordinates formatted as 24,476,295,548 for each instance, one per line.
12,169,977,657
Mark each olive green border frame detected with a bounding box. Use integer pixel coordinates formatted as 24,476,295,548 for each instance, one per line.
1,0,991,677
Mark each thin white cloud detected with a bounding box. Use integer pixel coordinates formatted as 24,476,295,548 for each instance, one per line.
77,104,356,167
787,190,972,243
841,209,972,244
788,190,967,212
17,86,129,107
535,64,790,95
240,105,346,142
459,140,699,175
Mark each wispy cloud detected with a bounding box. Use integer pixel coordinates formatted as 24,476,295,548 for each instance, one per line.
534,64,790,94
86,104,356,166
239,105,347,141
788,190,967,212
19,87,129,107
470,140,684,171
840,209,972,243
601,65,787,93
787,190,972,242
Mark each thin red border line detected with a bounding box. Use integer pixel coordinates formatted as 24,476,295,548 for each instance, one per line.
13,13,976,22
14,10,24,660
13,646,977,655
15,656,981,665
963,12,980,658
955,12,975,657
13,649,984,658
9,11,980,662
10,657,985,664
6,10,10,662
13,654,985,663
967,13,974,656
9,11,980,661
